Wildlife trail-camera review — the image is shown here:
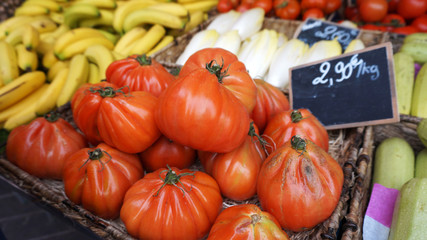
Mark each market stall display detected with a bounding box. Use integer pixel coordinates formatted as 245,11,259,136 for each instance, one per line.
1,0,427,240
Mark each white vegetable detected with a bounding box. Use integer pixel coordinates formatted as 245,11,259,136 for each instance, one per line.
230,7,264,40
344,39,365,54
265,38,308,90
176,29,219,65
238,29,278,79
206,10,241,35
299,38,342,65
213,30,241,55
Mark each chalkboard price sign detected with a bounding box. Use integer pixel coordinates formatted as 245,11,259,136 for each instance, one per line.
294,18,360,51
289,42,399,130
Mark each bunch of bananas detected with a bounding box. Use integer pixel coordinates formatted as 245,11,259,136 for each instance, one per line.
0,0,217,131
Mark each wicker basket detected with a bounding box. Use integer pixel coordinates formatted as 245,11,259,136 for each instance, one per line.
0,0,23,22
0,100,376,240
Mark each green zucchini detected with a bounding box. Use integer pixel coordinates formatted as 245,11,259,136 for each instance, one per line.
415,149,427,178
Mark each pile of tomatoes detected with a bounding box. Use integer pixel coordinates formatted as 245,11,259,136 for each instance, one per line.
217,0,342,21
5,48,345,239
345,0,427,34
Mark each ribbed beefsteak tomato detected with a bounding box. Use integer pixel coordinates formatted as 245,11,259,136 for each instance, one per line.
6,113,87,180
120,166,223,240
139,135,196,172
262,108,329,154
71,82,160,153
155,65,251,153
105,54,174,97
63,143,144,219
250,79,290,133
257,136,343,231
178,48,257,112
207,204,289,240
198,122,267,201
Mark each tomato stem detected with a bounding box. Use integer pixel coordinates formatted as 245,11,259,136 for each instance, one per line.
250,214,261,225
205,58,229,83
89,86,132,98
154,165,195,197
276,1,288,9
290,110,305,123
248,122,268,152
291,135,307,155
79,148,112,171
134,54,152,66
44,112,60,122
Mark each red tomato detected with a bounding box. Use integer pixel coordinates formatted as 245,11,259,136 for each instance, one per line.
262,109,329,154
155,65,250,153
344,6,360,22
359,0,388,23
6,113,87,180
105,54,174,98
273,0,301,20
324,0,342,14
253,0,273,13
411,14,427,32
387,0,399,13
63,143,144,219
381,14,406,31
397,0,427,20
139,135,196,172
207,204,290,239
250,79,290,133
217,0,235,12
360,23,388,32
120,167,223,240
391,25,419,34
302,8,325,20
257,136,344,231
71,82,161,153
178,48,257,113
300,0,326,11
236,0,255,12
198,122,267,201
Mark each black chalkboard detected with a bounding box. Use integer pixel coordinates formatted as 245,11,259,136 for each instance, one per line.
289,42,399,130
294,18,360,51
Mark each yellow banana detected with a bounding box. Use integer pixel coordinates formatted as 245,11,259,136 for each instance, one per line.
2,84,50,131
56,36,114,60
49,11,65,24
145,3,189,17
47,60,70,82
30,16,58,34
40,24,70,41
22,0,63,12
111,50,126,60
84,44,114,81
54,27,106,54
14,5,50,16
0,71,46,111
123,8,185,33
63,3,101,28
5,24,40,50
97,29,119,44
15,44,39,72
128,24,166,55
35,68,70,115
168,10,204,36
0,84,48,123
112,0,159,34
0,40,19,85
114,27,147,54
79,9,114,28
42,49,60,69
177,0,200,3
147,35,174,56
88,63,100,83
0,16,33,40
36,36,55,55
73,0,117,9
57,54,89,107
181,0,218,13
